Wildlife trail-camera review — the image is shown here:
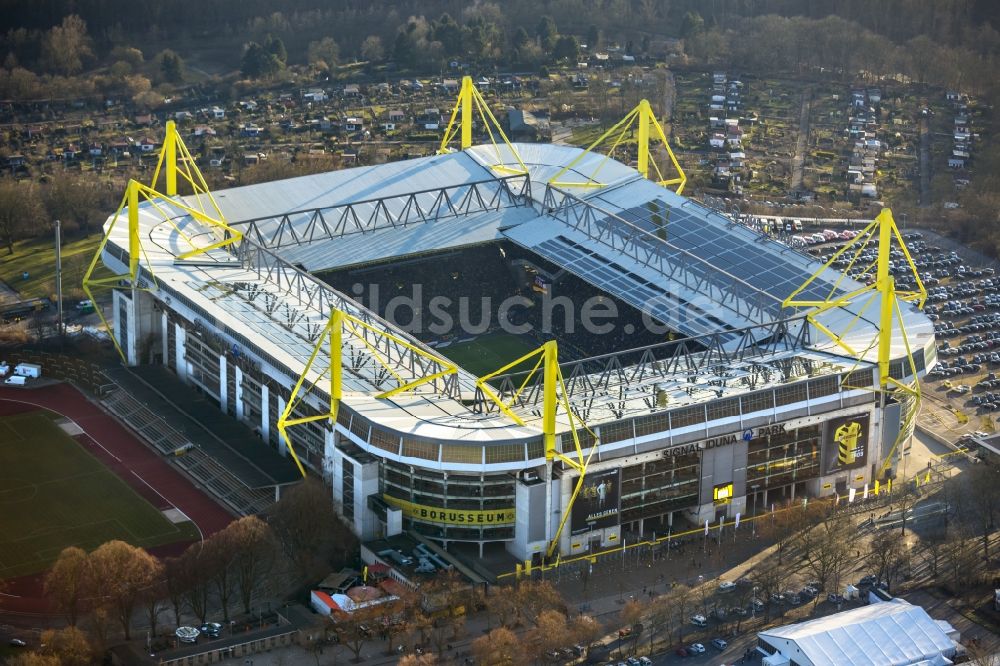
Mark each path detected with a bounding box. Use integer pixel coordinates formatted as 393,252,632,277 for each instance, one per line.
919,114,931,206
789,86,813,193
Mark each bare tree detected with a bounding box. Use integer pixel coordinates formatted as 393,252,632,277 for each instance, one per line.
179,543,212,624
141,557,167,638
228,515,278,614
797,513,853,603
269,477,357,581
333,605,381,663
162,555,188,626
0,180,43,255
866,530,907,592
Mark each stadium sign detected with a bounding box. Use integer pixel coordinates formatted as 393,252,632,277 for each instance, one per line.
383,495,515,525
663,423,788,457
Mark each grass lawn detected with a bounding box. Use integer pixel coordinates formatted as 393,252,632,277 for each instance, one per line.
436,332,540,377
0,234,112,302
0,410,198,579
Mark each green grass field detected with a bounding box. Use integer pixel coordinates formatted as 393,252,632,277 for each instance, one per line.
436,332,540,377
0,410,198,579
0,234,113,302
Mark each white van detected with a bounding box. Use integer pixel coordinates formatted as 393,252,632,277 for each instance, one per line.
5,375,26,385
14,363,41,378
792,219,804,231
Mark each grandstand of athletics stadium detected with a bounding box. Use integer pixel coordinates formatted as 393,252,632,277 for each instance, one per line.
89,79,934,570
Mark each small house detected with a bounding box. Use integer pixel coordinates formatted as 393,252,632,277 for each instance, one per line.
709,133,726,149
210,106,225,119
241,123,261,137
193,125,216,137
88,143,102,157
712,72,726,84
946,90,961,102
343,84,361,98
302,89,328,102
139,138,157,152
344,117,363,132
441,79,459,94
174,111,193,121
948,156,966,169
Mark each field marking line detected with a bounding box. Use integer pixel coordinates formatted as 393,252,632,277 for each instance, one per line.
0,394,208,548
0,396,123,462
130,470,204,545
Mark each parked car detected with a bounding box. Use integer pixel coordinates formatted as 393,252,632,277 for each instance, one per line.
690,614,708,627
689,643,706,654
9,638,26,647
200,622,222,638
711,638,728,650
718,580,736,593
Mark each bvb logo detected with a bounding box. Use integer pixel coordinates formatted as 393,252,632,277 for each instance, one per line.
835,421,862,465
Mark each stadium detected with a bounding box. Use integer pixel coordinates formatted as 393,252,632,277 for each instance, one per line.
89,80,935,568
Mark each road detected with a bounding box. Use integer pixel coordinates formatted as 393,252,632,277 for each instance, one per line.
789,86,813,193
919,114,931,206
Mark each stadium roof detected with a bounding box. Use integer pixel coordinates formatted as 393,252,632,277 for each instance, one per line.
102,142,934,441
758,599,957,666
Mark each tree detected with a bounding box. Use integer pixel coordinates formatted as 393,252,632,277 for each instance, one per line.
269,477,357,581
162,555,189,626
618,598,644,656
866,529,907,592
41,15,92,75
0,180,44,254
202,529,238,622
680,11,705,39
586,25,600,51
536,16,558,52
307,37,340,71
797,513,853,607
179,543,212,623
752,559,789,621
87,541,161,640
759,502,825,564
552,35,580,63
38,627,92,666
433,13,463,56
241,41,283,78
141,557,167,638
527,609,569,660
399,655,438,666
44,546,90,626
266,35,287,65
42,175,105,236
472,626,524,666
158,49,183,83
333,605,381,662
963,462,1000,559
360,36,384,63
227,515,277,614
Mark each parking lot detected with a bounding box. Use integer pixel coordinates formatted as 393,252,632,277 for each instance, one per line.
750,220,1000,449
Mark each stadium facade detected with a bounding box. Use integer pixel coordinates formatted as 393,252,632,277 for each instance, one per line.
97,138,934,564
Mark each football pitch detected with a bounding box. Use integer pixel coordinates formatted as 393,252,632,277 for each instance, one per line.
436,332,540,376
0,410,198,579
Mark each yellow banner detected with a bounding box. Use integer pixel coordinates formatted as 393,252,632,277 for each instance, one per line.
383,495,515,525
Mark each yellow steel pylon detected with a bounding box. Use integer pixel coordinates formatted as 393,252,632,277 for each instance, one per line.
547,99,686,193
81,121,242,362
438,75,528,176
277,308,459,478
783,208,927,479
476,341,600,559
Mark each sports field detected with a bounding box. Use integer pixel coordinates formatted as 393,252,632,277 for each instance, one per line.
436,332,540,376
0,410,199,579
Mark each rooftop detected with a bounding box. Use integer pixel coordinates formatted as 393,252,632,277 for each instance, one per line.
100,142,934,445
759,599,957,666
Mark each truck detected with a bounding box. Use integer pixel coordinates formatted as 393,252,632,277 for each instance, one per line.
13,363,41,378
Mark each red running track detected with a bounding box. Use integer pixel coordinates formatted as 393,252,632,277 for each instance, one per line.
0,383,235,617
